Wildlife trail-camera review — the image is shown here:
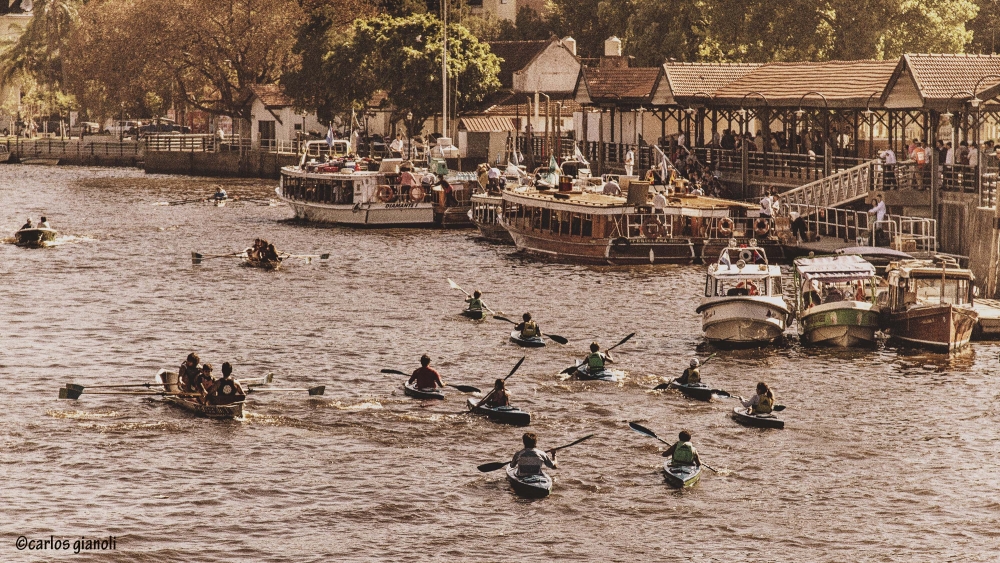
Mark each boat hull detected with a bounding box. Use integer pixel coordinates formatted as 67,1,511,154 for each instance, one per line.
663,462,701,488
435,205,474,228
241,257,282,270
505,224,695,265
882,304,978,352
403,382,445,400
466,398,531,426
163,396,244,419
460,309,486,320
697,297,790,345
276,187,435,227
475,221,514,244
731,407,784,429
15,227,57,247
505,464,552,498
574,364,617,381
799,302,880,347
510,331,545,348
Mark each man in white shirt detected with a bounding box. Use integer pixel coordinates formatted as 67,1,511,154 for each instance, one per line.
759,193,772,217
487,165,501,192
881,148,897,189
602,178,622,196
652,190,667,213
624,147,635,177
389,135,404,157
869,195,886,223
944,142,955,189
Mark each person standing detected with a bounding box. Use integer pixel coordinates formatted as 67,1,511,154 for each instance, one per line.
652,190,667,214
389,134,404,157
759,192,773,218
624,146,635,177
944,142,955,189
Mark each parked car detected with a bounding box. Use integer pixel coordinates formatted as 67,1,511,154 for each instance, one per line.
105,120,142,138
69,122,101,137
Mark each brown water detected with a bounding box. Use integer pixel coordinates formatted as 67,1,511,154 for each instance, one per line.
1,166,999,562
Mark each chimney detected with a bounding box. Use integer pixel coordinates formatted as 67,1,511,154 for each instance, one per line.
561,36,577,56
604,36,622,57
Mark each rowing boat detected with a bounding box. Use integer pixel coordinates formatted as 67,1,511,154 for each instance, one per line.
403,381,445,400
573,364,617,381
509,330,544,348
504,464,552,498
241,254,282,270
668,381,715,401
466,397,530,426
14,227,57,247
460,309,486,320
162,395,244,419
663,462,701,488
731,406,784,429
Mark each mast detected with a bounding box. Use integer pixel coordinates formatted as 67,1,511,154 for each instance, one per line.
442,0,448,138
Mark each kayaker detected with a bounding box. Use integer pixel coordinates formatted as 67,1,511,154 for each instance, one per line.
482,379,510,407
583,342,613,372
675,358,701,385
510,432,557,477
514,313,540,339
661,430,701,467
408,354,444,390
465,290,484,312
178,352,200,393
740,382,775,414
209,362,246,405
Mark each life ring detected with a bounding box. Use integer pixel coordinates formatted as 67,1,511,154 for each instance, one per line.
409,185,426,202
611,237,631,248
718,217,734,237
754,218,771,236
376,185,395,203
739,249,752,262
641,218,663,239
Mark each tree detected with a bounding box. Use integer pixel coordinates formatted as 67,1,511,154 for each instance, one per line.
547,0,633,57
968,0,1000,53
0,0,81,89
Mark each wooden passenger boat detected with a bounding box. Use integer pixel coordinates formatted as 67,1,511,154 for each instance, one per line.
793,254,880,347
157,369,244,419
663,462,702,488
505,464,552,498
469,192,514,244
731,406,784,429
403,382,445,400
466,398,531,426
881,257,978,351
696,244,791,345
14,227,57,247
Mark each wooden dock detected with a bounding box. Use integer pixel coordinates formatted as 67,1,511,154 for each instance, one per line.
973,299,1000,340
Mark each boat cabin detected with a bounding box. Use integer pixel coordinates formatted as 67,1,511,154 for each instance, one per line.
705,246,783,297
793,255,878,311
885,259,975,311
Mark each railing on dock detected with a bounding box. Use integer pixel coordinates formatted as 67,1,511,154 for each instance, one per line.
783,202,937,252
3,138,141,158
782,159,877,208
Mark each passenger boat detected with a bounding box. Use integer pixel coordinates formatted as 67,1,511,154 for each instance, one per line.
433,171,477,228
14,227,57,247
504,464,552,498
466,398,531,426
469,192,513,244
731,406,784,429
793,254,880,347
157,369,244,419
403,381,445,400
663,462,701,488
696,243,791,345
509,331,544,348
881,257,978,351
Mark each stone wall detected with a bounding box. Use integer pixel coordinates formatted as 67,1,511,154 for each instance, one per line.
144,151,298,179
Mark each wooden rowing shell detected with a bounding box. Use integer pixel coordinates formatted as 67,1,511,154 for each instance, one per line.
163,395,244,419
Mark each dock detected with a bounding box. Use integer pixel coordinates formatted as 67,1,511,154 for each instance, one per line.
973,299,1000,340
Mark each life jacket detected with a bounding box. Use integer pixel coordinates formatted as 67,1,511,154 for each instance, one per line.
682,368,700,384
515,449,546,476
521,320,538,338
914,147,926,165
467,298,483,311
587,352,605,370
672,441,696,465
753,394,774,414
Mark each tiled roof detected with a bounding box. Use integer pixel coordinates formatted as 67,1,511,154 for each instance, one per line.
459,116,515,132
489,40,551,89
471,92,581,116
580,67,662,103
663,62,762,100
897,53,1000,102
249,84,292,108
712,60,898,107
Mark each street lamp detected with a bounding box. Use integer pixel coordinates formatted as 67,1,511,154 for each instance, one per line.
738,91,768,138
863,91,880,159
406,111,413,159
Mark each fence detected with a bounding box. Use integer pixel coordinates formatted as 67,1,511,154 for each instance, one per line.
783,202,937,252
144,134,252,153
782,159,876,208
4,138,141,158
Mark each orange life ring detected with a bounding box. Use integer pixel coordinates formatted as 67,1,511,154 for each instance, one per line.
641,218,663,239
718,217,734,237
376,185,395,203
409,185,426,202
754,218,771,236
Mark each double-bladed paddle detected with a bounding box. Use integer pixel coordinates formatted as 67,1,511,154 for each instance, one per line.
477,433,595,473
447,278,499,316
380,368,481,394
560,333,635,374
492,315,568,344
470,356,525,411
628,422,718,473
653,352,720,390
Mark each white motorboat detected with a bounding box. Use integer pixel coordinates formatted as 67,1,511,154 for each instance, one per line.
793,254,881,347
696,242,791,345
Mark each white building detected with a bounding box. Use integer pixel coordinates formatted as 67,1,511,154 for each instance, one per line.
248,84,322,150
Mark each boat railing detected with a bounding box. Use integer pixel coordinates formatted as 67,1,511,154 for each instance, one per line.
611,213,675,240
700,216,775,240
783,202,937,251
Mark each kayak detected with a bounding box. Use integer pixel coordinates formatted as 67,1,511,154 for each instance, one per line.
668,381,714,401
466,397,531,426
731,406,784,429
461,309,486,320
663,462,702,488
403,382,445,400
574,364,617,381
510,330,545,348
505,463,552,498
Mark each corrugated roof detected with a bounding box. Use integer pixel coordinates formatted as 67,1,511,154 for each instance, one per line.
249,84,292,108
663,62,762,100
473,92,582,116
712,60,898,107
898,53,1000,103
459,116,516,132
489,40,551,89
579,67,662,103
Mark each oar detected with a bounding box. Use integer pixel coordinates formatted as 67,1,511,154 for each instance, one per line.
734,398,787,412
59,388,199,400
192,251,244,264
380,368,481,394
152,198,203,206
247,386,325,396
493,315,568,344
470,356,526,411
477,433,595,473
280,252,331,260
447,278,498,315
653,352,720,390
242,373,275,386
628,422,718,473
560,333,635,374
64,382,162,393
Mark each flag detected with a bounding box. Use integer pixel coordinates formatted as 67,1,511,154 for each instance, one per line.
325,125,334,148
573,142,590,166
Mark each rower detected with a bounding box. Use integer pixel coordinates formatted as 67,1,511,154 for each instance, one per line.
178,353,200,393
661,430,701,467
20,218,32,230
209,362,246,405
510,432,556,478
465,290,484,312
263,243,280,262
675,358,701,385
214,187,228,200
483,379,510,407
514,313,540,339
408,354,444,390
38,216,50,229
740,382,775,414
195,363,216,403
583,342,613,372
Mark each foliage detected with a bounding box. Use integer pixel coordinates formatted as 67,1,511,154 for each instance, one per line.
967,0,1000,53
0,0,81,88
546,0,630,58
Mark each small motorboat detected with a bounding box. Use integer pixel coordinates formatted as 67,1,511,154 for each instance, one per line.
504,464,552,498
881,257,978,352
403,381,445,400
663,462,702,488
14,227,58,247
573,364,617,381
731,406,784,429
510,330,545,348
793,254,880,347
466,398,530,426
460,309,486,320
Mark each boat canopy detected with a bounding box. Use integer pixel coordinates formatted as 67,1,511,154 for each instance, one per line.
835,246,913,259
794,255,876,284
708,262,778,280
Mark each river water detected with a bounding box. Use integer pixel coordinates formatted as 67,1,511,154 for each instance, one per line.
1,166,998,562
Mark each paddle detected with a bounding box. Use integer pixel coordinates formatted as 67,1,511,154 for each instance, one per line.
280,252,332,261
242,373,275,386
192,251,243,264
379,368,481,394
247,386,325,396
477,433,595,473
628,422,718,473
64,382,162,393
653,352,720,390
733,397,786,412
447,278,498,316
471,356,525,411
493,315,568,344
59,388,199,400
560,333,635,374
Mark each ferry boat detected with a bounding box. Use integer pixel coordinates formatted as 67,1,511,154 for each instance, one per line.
696,244,791,345
792,254,880,347
881,257,978,351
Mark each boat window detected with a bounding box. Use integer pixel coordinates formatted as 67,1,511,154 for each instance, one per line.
571,214,582,236
582,215,593,237
550,211,560,233
913,277,969,305
560,212,571,235
541,208,551,230
532,207,541,230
